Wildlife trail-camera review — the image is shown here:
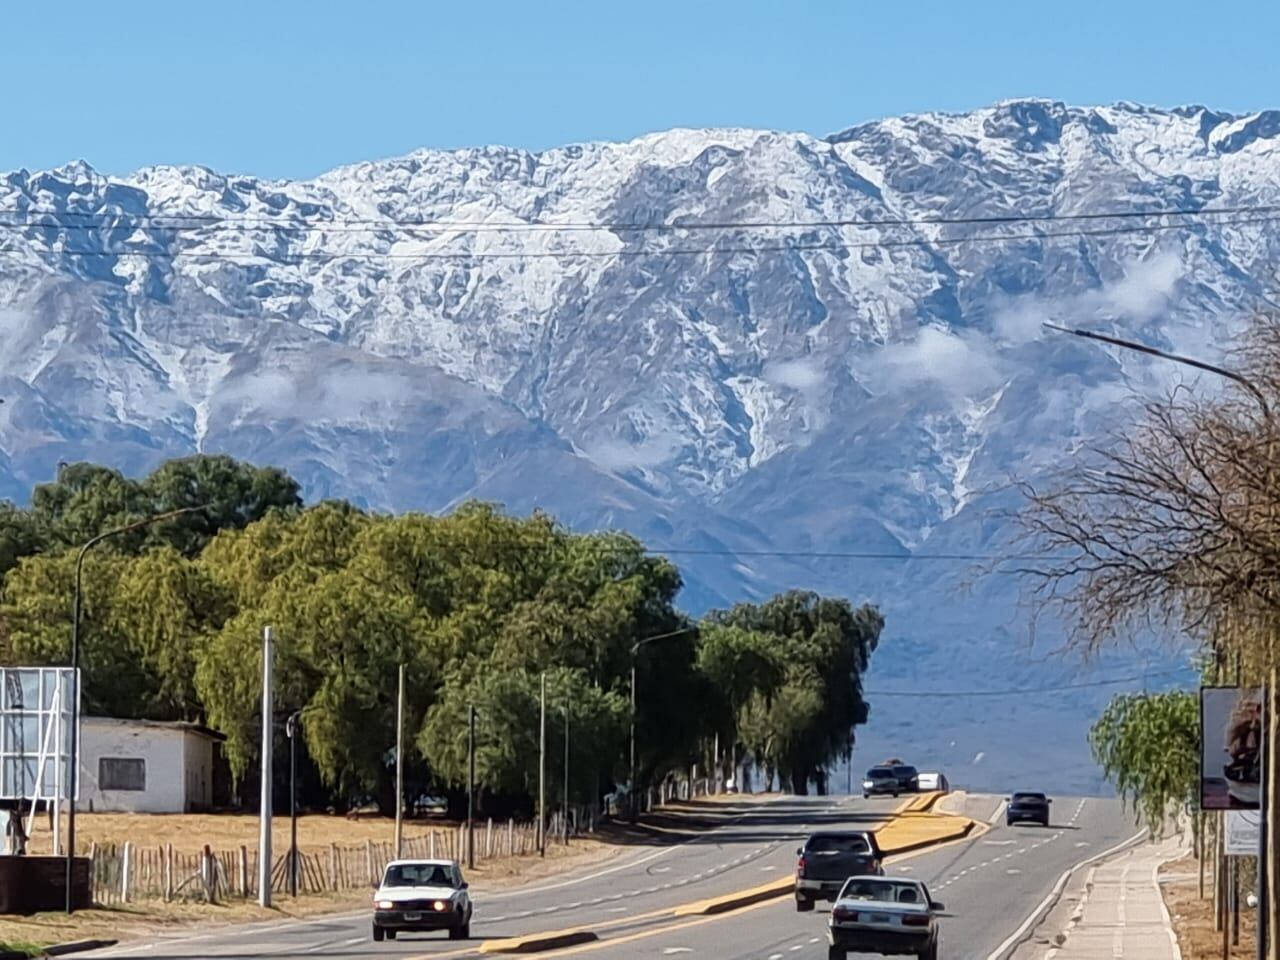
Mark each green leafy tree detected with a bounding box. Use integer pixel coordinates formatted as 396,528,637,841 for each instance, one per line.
703,591,882,794
1089,691,1198,836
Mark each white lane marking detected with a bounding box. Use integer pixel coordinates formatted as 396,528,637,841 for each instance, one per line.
984,840,1016,846
809,937,821,943
662,949,693,955
985,828,1148,960
790,945,804,952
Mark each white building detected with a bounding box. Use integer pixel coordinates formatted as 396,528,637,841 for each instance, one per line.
79,718,224,813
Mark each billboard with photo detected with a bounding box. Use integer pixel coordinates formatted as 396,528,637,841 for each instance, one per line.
1201,686,1262,811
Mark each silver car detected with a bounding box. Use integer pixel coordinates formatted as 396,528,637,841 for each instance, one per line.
827,875,943,960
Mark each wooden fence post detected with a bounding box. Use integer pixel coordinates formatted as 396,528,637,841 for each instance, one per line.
163,843,173,902
429,831,436,859
121,841,133,903
328,843,338,891
485,819,493,860
87,842,98,906
365,840,374,886
238,846,248,898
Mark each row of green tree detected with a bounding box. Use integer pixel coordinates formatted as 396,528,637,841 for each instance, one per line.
0,456,883,813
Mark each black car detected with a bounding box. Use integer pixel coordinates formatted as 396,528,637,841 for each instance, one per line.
890,764,920,793
795,830,884,910
1006,791,1051,827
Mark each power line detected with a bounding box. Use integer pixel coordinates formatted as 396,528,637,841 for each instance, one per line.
3,215,1275,264
0,202,1276,235
863,668,1192,699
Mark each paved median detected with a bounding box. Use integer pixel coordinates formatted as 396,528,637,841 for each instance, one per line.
478,928,600,953
670,793,976,918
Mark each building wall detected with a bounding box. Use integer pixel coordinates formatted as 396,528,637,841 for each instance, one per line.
181,730,214,811
80,722,216,813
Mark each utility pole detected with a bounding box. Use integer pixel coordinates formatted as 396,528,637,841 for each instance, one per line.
563,706,571,844
467,705,476,869
394,664,405,860
258,626,274,908
538,672,547,858
629,662,637,822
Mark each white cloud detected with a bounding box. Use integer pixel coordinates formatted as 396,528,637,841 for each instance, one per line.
880,325,1003,395
582,430,683,473
1100,252,1181,318
991,252,1184,344
763,357,826,392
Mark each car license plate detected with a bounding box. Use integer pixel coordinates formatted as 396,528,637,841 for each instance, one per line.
403,912,422,921
870,913,891,923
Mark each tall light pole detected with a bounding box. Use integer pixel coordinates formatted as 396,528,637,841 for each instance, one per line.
538,672,546,858
563,706,571,844
259,626,274,908
628,626,698,822
64,505,206,914
394,664,406,860
1044,321,1276,960
286,710,303,898
467,705,476,869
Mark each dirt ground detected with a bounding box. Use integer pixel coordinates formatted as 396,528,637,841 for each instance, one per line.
0,834,621,952
1161,855,1256,960
21,810,495,857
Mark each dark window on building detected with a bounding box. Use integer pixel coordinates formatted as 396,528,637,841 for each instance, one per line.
99,757,146,791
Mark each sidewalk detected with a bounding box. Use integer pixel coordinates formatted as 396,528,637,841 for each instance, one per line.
1041,839,1183,960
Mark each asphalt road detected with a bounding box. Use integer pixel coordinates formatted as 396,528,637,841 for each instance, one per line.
543,795,1139,960
85,793,1136,960
86,794,887,960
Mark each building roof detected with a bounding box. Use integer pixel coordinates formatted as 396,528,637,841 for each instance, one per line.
83,716,226,742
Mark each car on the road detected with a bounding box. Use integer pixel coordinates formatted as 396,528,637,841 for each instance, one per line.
916,772,949,792
1006,791,1052,827
827,875,943,960
862,766,901,798
796,830,884,910
890,764,920,793
371,858,472,942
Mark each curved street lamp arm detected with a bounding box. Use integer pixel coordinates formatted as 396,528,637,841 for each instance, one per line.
1043,322,1274,424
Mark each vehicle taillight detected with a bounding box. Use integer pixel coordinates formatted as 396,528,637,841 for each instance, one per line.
903,914,930,927
796,855,806,878
833,906,858,922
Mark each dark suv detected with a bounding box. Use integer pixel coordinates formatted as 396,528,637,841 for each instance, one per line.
1006,791,1051,827
890,764,920,793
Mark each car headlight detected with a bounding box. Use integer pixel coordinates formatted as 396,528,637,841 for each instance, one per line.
433,899,448,912
862,780,874,788
376,899,394,910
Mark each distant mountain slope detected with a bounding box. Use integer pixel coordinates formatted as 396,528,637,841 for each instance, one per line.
3,99,1272,788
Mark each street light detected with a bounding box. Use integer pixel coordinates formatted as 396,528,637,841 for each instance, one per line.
285,710,303,898
64,504,207,913
1044,321,1274,960
628,626,698,822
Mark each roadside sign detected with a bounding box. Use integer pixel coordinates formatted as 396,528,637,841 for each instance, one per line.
1226,810,1262,856
1200,686,1262,810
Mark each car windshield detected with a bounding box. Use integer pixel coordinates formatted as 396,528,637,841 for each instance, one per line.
807,835,871,855
839,878,925,904
382,863,457,888
868,767,893,778
1013,793,1046,803
894,766,918,776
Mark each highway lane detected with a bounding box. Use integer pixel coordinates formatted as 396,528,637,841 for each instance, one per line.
519,795,1138,960
86,794,897,960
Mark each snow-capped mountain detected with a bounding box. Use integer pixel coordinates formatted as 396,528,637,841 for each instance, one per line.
3,99,1277,789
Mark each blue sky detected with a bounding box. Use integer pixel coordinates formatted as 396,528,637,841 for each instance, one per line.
5,0,1277,179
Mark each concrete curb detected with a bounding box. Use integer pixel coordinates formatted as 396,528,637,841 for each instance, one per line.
879,815,977,856
0,940,118,960
478,929,599,953
672,877,795,916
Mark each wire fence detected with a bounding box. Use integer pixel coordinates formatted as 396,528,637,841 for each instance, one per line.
87,812,584,906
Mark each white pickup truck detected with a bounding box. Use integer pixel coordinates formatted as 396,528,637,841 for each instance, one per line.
826,875,943,960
